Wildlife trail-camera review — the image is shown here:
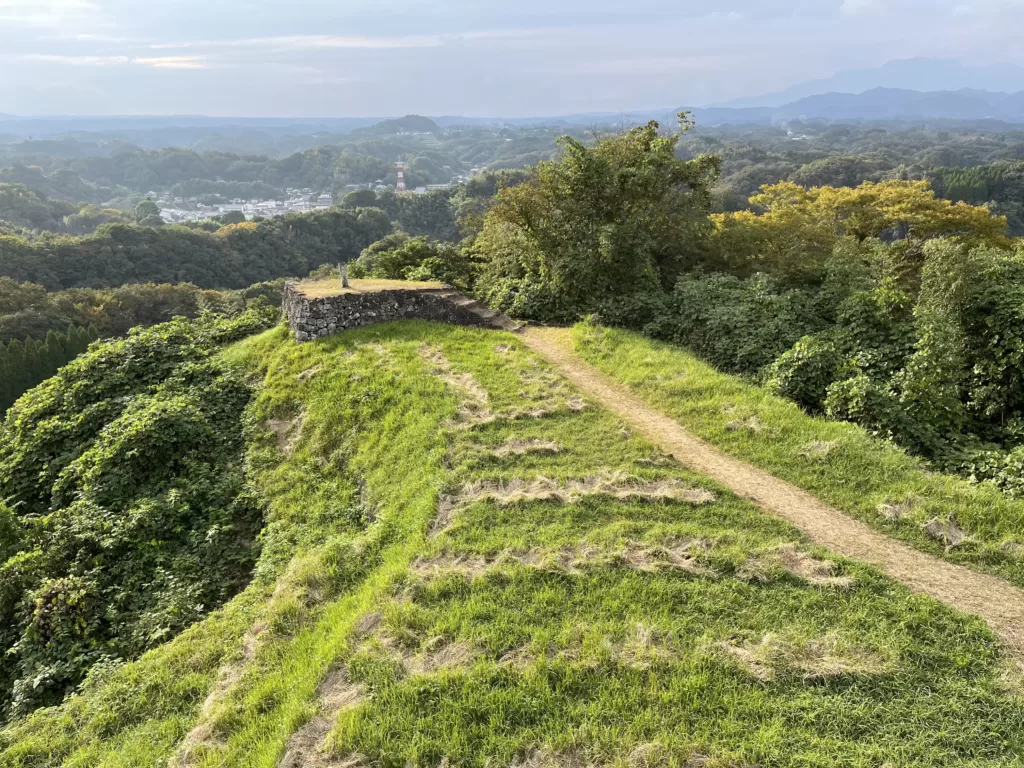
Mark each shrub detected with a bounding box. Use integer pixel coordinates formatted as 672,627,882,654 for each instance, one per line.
763,335,847,412
645,273,828,376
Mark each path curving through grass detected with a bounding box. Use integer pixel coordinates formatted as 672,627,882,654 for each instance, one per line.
520,325,1024,663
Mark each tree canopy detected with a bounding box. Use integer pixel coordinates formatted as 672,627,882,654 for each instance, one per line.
474,116,721,321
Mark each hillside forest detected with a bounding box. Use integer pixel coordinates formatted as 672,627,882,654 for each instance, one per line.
5,113,1024,729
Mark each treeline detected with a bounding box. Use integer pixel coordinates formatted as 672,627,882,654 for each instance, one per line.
929,161,1024,234
0,183,134,236
168,178,283,201
0,277,285,345
680,124,1024,235
0,165,115,205
0,206,392,290
0,324,98,412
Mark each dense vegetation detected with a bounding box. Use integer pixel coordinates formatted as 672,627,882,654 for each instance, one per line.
0,308,274,719
0,123,576,201
0,276,284,344
0,208,391,290
0,324,97,413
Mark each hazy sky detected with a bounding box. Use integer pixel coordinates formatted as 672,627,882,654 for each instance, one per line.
2,0,1024,117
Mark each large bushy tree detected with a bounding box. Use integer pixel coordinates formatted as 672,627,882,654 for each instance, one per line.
473,115,721,321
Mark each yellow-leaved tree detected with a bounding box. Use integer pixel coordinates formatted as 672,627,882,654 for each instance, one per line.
710,180,1010,279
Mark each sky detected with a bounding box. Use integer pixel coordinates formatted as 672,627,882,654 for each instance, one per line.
2,0,1024,117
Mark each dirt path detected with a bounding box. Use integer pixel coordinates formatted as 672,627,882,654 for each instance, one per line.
520,326,1024,660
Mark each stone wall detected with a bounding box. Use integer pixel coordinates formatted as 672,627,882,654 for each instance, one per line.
283,282,516,342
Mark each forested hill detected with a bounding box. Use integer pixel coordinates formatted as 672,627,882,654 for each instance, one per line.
0,208,392,290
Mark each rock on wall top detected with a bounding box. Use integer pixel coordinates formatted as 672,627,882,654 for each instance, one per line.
282,279,518,342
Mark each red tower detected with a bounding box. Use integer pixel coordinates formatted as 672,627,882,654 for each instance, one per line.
395,162,407,194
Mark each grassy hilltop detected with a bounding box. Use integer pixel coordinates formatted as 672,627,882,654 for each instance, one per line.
3,319,1023,766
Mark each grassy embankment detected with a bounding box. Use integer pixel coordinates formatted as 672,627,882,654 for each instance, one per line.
570,322,1024,589
3,320,1023,766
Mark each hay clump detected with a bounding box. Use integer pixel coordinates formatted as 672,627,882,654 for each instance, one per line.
267,412,305,455
456,471,717,507
487,439,562,458
726,416,764,434
419,344,495,426
739,544,854,589
718,633,888,682
878,497,915,521
798,441,838,459
924,517,969,549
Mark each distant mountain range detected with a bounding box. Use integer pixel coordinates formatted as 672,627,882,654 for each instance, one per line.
686,87,1024,126
716,58,1024,109
5,89,1024,140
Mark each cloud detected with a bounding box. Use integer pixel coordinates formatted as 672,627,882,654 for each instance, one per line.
840,0,888,16
0,0,97,25
18,54,207,69
150,33,446,52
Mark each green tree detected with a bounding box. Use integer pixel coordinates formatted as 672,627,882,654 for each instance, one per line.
218,210,247,226
134,199,160,224
342,189,378,208
474,115,721,321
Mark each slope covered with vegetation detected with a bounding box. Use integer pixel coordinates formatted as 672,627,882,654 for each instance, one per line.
0,309,274,720
2,320,1023,765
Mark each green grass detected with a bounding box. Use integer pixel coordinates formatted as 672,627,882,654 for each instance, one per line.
568,322,1024,589
3,320,1024,766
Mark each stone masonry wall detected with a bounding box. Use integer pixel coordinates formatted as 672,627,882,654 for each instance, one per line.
283,282,515,342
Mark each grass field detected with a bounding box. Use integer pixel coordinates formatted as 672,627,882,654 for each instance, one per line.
295,278,448,298
570,322,1024,590
3,321,1023,766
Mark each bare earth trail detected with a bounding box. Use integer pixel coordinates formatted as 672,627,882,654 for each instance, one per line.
519,326,1024,661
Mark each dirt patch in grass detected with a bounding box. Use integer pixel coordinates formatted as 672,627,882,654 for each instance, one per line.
407,638,479,675
428,473,715,539
410,553,493,579
457,472,717,507
740,544,854,589
267,413,305,455
298,365,323,382
411,541,716,581
360,631,479,677
485,439,562,458
420,344,496,427
429,495,459,539
718,633,888,683
170,621,269,766
278,669,367,768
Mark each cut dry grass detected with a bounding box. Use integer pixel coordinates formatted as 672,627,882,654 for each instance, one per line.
485,439,562,458
455,472,717,507
717,633,890,683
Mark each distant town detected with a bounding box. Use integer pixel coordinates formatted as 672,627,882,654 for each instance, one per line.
156,167,483,224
